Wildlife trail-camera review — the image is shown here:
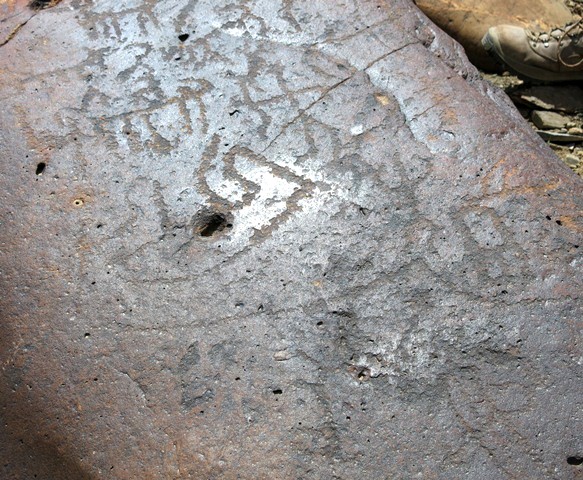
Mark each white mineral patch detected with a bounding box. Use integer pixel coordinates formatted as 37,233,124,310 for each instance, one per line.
274,350,292,361
209,155,300,251
207,151,376,252
350,124,364,136
224,27,246,37
233,155,299,229
103,44,146,78
205,165,246,203
272,153,325,182
149,103,184,142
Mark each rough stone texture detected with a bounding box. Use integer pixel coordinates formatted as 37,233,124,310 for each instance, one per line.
531,110,571,130
0,0,34,45
0,1,582,479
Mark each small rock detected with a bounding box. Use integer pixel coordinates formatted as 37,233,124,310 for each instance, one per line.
564,154,580,168
568,127,583,135
536,130,583,143
531,111,570,130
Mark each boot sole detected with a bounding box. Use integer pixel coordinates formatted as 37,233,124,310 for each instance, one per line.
481,32,583,83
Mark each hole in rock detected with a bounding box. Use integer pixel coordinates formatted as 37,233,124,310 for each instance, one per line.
178,33,189,42
29,0,61,10
567,457,583,466
272,389,283,395
35,162,46,175
357,369,371,381
197,212,232,237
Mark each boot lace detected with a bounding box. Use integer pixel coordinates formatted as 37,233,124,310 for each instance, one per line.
526,18,582,68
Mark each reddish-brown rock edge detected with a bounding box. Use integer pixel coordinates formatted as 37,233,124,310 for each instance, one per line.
0,1,582,479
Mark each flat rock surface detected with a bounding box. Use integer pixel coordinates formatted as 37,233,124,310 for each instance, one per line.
532,110,571,130
0,1,582,479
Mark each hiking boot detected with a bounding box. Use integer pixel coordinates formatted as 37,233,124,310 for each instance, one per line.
482,18,583,82
414,0,574,71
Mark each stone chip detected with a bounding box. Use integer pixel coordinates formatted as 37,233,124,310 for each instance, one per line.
531,110,571,129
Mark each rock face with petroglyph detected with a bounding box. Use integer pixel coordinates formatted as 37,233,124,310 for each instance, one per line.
0,1,582,478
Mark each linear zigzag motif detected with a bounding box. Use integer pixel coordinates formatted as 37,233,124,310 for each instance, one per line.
197,134,316,247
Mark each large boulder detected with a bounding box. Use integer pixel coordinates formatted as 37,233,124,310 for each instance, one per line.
0,0,581,478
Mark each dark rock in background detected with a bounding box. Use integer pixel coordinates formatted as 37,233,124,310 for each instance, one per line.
0,0,582,478
511,85,583,114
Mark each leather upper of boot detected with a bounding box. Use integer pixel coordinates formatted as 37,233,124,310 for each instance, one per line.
414,0,574,71
490,21,583,74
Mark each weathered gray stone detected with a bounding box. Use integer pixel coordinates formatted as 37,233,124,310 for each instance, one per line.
0,1,582,479
537,130,583,143
565,154,581,167
0,0,34,45
531,110,571,130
